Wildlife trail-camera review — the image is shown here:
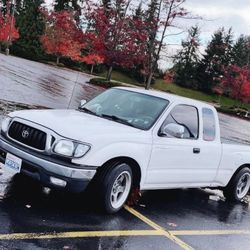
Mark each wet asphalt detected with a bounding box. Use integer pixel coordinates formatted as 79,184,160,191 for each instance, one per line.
1,54,250,249
0,175,250,250
0,54,104,109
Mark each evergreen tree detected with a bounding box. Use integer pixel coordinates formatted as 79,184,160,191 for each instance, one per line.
130,1,148,83
1,0,23,17
143,0,160,84
232,35,250,67
12,0,45,60
102,0,111,17
134,1,143,19
146,0,159,24
173,26,200,89
54,0,80,12
54,0,81,24
197,28,234,92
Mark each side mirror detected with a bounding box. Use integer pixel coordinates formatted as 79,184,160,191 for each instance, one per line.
78,99,87,109
161,123,185,138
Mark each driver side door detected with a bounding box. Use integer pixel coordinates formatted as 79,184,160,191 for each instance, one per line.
145,104,217,188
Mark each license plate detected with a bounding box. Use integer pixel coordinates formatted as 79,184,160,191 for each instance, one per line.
4,153,22,174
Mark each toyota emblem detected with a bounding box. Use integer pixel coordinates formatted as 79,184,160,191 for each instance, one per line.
22,130,29,139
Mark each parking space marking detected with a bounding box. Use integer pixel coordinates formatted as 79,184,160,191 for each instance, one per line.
1,229,250,241
124,205,194,250
172,230,250,236
0,230,162,240
0,206,248,247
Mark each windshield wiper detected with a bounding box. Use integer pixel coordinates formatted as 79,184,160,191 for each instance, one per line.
79,107,98,116
101,114,137,128
79,109,137,128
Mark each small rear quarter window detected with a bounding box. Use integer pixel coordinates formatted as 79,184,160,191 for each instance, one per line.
202,108,216,141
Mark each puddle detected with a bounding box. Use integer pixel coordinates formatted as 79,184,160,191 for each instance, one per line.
0,166,14,201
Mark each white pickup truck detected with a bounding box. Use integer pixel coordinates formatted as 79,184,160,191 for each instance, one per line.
1,87,250,213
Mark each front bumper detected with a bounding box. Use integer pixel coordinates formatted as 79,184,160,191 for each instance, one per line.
0,136,97,193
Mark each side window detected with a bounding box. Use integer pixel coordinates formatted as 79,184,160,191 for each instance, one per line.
202,108,216,141
162,105,199,139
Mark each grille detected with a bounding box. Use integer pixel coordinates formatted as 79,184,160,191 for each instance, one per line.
8,121,47,150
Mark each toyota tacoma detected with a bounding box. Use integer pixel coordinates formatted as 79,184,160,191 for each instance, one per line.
1,87,250,213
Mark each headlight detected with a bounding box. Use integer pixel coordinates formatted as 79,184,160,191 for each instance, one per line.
74,144,90,157
53,140,90,158
1,116,12,133
54,140,74,157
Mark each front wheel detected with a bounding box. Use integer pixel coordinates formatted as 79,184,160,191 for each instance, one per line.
224,168,250,202
99,163,133,214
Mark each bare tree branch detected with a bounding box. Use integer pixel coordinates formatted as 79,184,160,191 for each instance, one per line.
163,30,186,38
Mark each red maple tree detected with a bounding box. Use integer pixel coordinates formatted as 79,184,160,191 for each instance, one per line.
81,54,104,74
164,71,174,84
0,12,19,52
86,1,148,81
219,65,250,103
40,10,83,65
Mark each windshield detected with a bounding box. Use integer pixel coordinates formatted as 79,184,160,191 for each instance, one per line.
82,88,169,130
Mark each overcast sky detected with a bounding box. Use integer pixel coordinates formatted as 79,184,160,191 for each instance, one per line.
159,0,250,69
184,0,249,43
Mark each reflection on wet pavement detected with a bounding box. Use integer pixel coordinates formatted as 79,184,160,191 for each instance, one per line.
0,54,104,109
219,113,250,145
137,189,250,230
0,174,150,233
0,168,13,201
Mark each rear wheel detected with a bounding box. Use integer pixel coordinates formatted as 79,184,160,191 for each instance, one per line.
98,163,132,214
224,168,250,201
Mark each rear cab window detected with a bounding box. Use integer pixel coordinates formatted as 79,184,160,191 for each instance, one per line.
202,108,216,141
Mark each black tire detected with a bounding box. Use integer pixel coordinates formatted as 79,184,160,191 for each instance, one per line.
223,167,250,202
97,162,133,214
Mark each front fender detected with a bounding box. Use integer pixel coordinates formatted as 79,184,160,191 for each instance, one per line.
73,142,152,185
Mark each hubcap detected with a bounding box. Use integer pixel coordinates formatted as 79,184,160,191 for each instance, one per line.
236,173,250,199
110,170,132,209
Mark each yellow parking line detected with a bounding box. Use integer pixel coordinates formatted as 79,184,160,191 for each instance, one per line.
171,230,250,236
0,228,249,242
0,230,161,240
124,205,194,250
1,229,250,241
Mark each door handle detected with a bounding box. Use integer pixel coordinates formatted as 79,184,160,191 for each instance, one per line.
193,148,200,154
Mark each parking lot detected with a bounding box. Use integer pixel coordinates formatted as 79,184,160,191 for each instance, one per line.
0,174,250,250
1,55,250,249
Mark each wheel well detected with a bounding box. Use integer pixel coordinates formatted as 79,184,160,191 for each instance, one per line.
98,157,142,188
227,164,250,186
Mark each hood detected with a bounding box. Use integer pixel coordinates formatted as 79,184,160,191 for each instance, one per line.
9,109,142,142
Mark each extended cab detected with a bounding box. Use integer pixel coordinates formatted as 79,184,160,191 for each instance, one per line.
1,87,250,213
